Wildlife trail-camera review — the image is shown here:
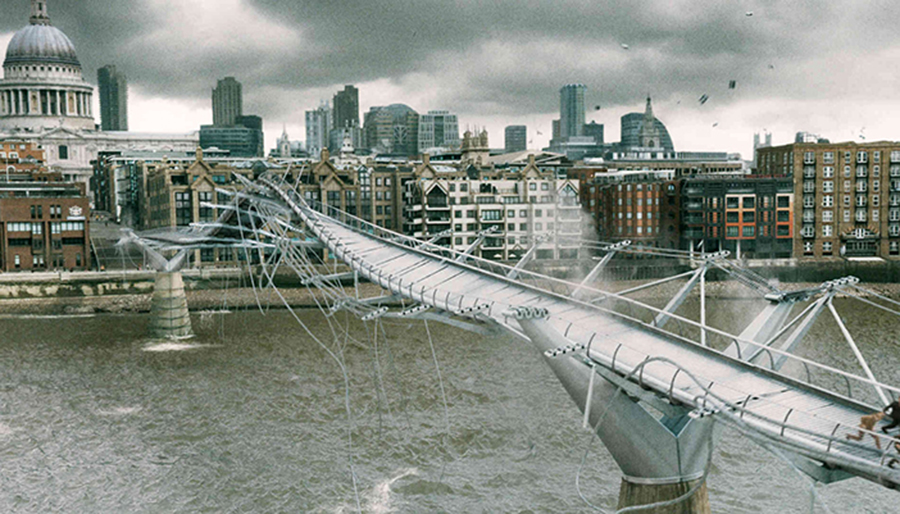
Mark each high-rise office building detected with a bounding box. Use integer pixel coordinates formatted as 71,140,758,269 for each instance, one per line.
332,85,359,130
97,65,128,131
505,125,527,153
305,102,332,157
559,84,586,139
199,115,264,157
418,110,460,152
363,104,419,156
212,77,242,127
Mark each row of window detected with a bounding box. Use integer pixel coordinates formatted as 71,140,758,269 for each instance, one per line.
451,209,557,219
802,224,900,238
804,150,900,164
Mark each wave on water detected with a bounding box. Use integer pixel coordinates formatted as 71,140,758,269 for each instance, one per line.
366,468,419,514
142,341,219,353
97,406,143,416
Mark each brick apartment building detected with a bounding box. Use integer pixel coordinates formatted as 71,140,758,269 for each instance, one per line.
757,141,900,259
0,181,90,271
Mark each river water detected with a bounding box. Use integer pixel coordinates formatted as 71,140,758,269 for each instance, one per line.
0,297,897,513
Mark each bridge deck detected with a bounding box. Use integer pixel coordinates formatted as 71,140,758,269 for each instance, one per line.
289,190,900,487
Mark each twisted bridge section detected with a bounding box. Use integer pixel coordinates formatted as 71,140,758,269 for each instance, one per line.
129,172,900,508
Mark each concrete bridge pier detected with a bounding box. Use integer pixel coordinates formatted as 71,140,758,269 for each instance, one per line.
149,272,192,339
517,317,714,513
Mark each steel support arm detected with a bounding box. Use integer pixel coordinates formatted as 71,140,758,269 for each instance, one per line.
828,299,889,405
571,240,630,300
456,226,499,263
768,295,831,370
653,265,706,329
725,301,796,361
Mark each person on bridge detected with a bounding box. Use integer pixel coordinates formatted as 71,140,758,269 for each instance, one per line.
882,397,900,434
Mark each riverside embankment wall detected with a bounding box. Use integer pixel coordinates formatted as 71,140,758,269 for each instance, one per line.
0,261,897,315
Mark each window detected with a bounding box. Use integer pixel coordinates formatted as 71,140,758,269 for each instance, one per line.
822,225,833,237
743,211,756,223
777,196,790,208
534,223,542,231
822,196,833,207
742,226,755,237
823,167,834,178
844,210,851,222
519,210,527,217
802,226,815,238
823,152,835,164
726,197,739,209
823,181,834,193
198,191,214,221
507,210,515,217
823,241,833,254
803,196,814,208
58,145,68,160
482,209,501,221
541,183,549,190
520,223,527,231
844,166,851,177
822,211,833,222
175,192,192,226
743,197,755,209
529,183,536,191
726,226,739,237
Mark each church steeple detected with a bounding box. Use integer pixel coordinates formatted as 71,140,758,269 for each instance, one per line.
30,0,51,25
640,95,661,149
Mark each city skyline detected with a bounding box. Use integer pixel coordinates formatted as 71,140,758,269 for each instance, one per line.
2,0,900,157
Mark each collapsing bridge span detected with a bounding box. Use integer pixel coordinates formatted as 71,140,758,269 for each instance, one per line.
127,171,900,511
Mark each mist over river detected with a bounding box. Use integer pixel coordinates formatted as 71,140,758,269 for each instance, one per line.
0,298,897,512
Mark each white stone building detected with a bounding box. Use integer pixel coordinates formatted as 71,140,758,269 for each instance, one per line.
404,154,583,261
0,0,198,198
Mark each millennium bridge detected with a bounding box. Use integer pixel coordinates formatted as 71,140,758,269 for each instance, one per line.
124,171,900,513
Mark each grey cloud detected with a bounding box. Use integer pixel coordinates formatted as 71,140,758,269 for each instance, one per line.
3,0,900,134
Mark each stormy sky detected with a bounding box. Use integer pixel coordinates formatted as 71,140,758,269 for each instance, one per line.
3,0,900,157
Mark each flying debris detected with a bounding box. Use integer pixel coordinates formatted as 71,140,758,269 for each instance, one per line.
595,105,601,111
729,80,737,89
768,64,775,70
621,43,630,50
745,11,753,17
713,122,719,127
699,94,710,105
536,131,543,136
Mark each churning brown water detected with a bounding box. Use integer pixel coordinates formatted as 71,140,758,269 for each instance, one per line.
0,298,896,512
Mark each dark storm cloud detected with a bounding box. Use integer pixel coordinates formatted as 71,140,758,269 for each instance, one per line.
4,0,900,122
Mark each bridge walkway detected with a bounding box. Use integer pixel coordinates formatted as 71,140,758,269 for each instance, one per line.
266,180,900,488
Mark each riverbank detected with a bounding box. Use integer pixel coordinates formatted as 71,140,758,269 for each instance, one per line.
0,277,896,316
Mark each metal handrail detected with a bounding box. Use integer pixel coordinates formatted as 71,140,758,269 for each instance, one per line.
278,188,900,409
261,180,900,477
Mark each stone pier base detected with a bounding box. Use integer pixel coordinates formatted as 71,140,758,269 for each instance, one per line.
149,272,192,338
618,477,710,514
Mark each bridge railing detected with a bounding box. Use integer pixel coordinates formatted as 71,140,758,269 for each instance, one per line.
586,339,900,476
259,177,900,411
